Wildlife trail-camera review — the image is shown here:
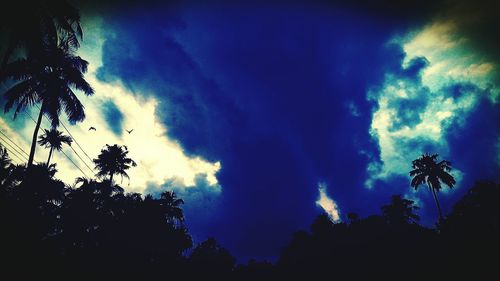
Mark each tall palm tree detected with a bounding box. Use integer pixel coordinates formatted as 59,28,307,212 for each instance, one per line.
93,144,137,186
0,0,83,71
409,153,456,220
1,34,94,168
37,128,72,165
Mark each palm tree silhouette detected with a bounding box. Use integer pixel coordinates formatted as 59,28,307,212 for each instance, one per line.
159,191,185,223
409,153,456,220
381,194,420,225
93,144,137,186
1,35,94,168
0,0,83,72
37,128,72,165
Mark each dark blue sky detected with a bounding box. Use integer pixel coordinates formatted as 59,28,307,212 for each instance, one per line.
81,0,499,261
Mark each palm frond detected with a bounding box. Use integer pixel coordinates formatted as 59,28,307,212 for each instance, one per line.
60,86,85,122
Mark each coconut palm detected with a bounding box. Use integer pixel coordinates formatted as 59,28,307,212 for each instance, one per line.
0,0,83,71
409,153,456,220
37,128,72,165
159,191,185,223
93,144,137,186
1,34,94,168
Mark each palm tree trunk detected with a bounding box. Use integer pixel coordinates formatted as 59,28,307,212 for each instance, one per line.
428,183,443,221
27,105,44,168
109,173,114,187
47,147,54,165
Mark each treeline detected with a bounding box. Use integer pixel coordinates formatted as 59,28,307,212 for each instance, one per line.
1,147,499,280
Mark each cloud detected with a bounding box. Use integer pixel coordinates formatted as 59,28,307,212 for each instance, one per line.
0,15,221,196
367,15,499,187
101,100,124,136
91,4,410,260
2,0,492,260
365,12,499,224
316,182,341,222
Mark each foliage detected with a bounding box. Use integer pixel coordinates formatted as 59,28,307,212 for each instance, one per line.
93,144,137,183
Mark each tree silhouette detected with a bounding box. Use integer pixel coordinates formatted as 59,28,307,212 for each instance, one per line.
38,128,72,165
189,237,235,277
93,144,137,186
0,145,24,190
0,0,83,72
381,194,420,226
410,153,456,220
159,191,185,223
1,34,94,168
0,144,13,184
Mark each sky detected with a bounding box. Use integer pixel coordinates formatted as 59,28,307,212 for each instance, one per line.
1,0,499,262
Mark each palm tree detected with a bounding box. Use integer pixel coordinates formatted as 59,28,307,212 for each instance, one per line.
159,191,185,223
37,128,72,165
93,144,137,186
409,153,456,220
1,34,94,168
0,0,83,71
381,194,420,225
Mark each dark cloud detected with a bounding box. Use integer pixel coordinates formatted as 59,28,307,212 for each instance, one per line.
94,4,410,260
446,95,500,186
91,1,498,261
434,0,500,63
101,100,124,136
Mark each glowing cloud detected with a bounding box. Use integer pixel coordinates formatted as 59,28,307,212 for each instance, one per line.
366,17,499,189
315,182,341,222
0,15,221,195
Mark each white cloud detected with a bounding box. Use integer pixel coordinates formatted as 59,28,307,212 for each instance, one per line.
315,182,341,222
366,18,498,190
0,15,221,195
402,20,498,102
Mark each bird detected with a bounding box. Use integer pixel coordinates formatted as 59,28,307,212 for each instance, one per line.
88,126,96,131
126,129,134,134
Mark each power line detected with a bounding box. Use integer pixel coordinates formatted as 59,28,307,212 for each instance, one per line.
24,110,38,124
23,108,89,178
33,108,95,175
34,104,95,164
0,129,30,157
66,143,95,175
0,141,26,164
59,121,95,164
59,148,89,178
0,135,29,161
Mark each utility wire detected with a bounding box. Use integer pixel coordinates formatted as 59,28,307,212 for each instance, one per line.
0,136,29,161
59,148,89,178
58,121,95,164
0,141,25,164
65,143,95,175
0,130,30,158
33,109,95,175
34,104,94,164
23,109,88,178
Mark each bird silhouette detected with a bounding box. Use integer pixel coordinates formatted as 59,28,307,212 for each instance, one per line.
126,129,134,134
88,127,96,131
